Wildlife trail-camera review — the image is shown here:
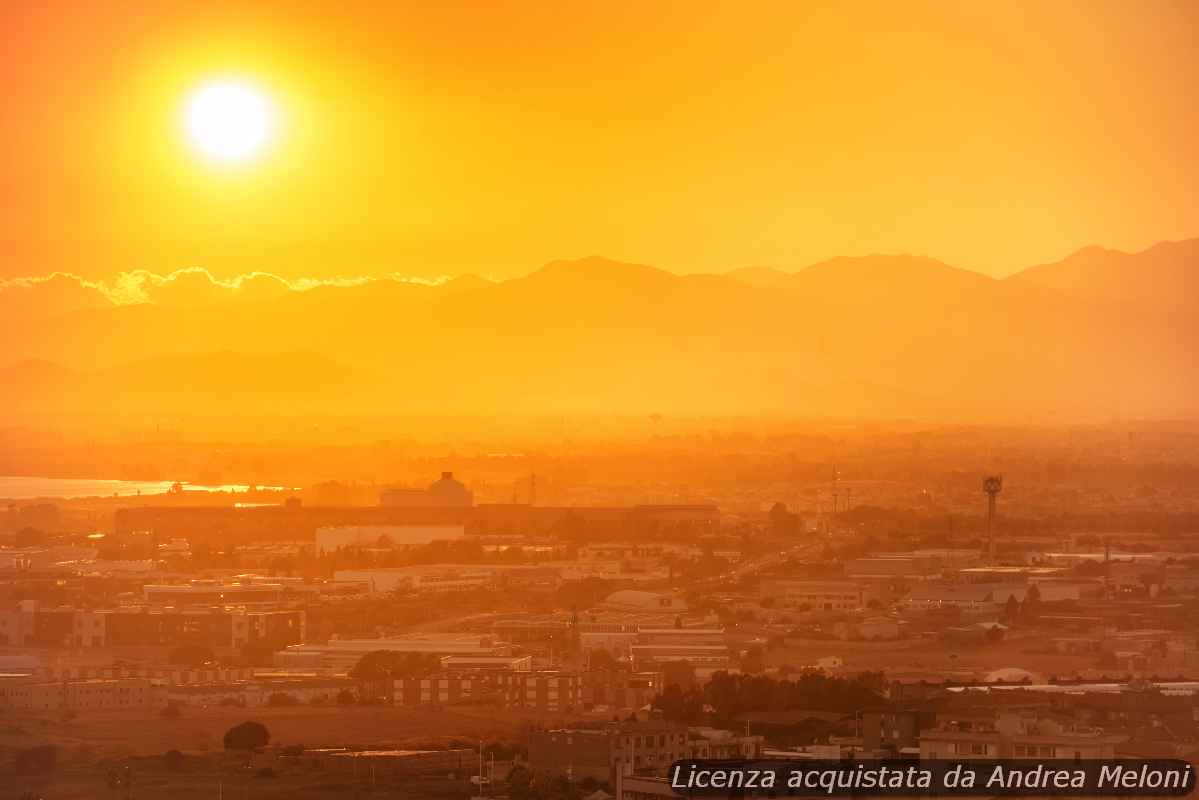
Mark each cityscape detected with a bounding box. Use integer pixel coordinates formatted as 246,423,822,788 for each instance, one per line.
2,1,1198,798
5,430,1199,798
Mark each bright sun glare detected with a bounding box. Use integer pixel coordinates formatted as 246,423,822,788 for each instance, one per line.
184,80,276,163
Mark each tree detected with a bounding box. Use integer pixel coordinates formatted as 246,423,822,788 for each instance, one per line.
349,650,441,702
769,502,800,536
661,660,696,691
223,721,270,754
507,764,533,800
741,645,766,674
1022,584,1043,621
1003,594,1021,621
163,750,184,772
587,649,621,672
854,671,887,694
659,670,886,723
350,650,440,680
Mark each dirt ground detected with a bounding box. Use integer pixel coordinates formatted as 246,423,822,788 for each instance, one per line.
9,757,474,800
1,704,529,757
1,704,532,799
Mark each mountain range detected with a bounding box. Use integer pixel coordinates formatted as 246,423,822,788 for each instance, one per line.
2,239,1196,422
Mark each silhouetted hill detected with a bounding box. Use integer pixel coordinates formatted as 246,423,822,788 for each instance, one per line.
1010,238,1199,314
725,266,790,287
2,244,1196,421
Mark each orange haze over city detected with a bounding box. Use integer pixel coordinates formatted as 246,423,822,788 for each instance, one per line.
5,6,1199,800
1,1,1197,428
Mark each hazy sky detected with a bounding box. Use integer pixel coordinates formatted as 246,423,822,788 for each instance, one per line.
2,0,1196,281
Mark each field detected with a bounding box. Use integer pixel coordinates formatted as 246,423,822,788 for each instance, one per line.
1,704,530,799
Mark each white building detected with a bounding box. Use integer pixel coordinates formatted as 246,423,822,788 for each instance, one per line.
315,524,466,554
601,590,688,613
274,636,511,671
760,579,866,611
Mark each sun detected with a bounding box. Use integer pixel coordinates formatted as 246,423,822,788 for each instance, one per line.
183,79,276,164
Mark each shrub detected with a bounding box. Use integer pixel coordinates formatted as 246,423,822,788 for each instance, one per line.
15,745,57,776
223,721,270,752
164,749,184,772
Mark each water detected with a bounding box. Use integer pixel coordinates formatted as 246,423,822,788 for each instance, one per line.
0,476,292,500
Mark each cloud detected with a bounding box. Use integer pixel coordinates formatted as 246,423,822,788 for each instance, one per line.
0,267,494,318
0,272,113,320
106,267,293,306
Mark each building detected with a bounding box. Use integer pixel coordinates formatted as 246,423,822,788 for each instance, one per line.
615,773,758,800
686,727,764,758
0,603,305,651
0,676,166,711
393,674,477,706
332,564,560,594
482,670,583,712
847,556,941,580
635,628,724,647
602,591,688,613
615,774,678,800
379,472,474,507
0,544,97,572
113,503,470,543
861,706,936,754
581,631,639,654
315,524,466,554
115,500,717,545
492,617,571,644
529,721,691,784
919,712,1126,759
440,655,532,672
274,636,510,671
42,665,255,684
530,721,762,787
629,644,732,676
108,607,305,650
392,669,582,712
167,676,357,707
759,580,866,611
583,670,661,711
142,576,318,605
905,583,1027,611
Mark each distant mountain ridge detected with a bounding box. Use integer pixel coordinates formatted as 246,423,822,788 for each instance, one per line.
2,239,1196,421
1009,239,1199,313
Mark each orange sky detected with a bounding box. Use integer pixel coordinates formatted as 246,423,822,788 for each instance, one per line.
1,0,1196,281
